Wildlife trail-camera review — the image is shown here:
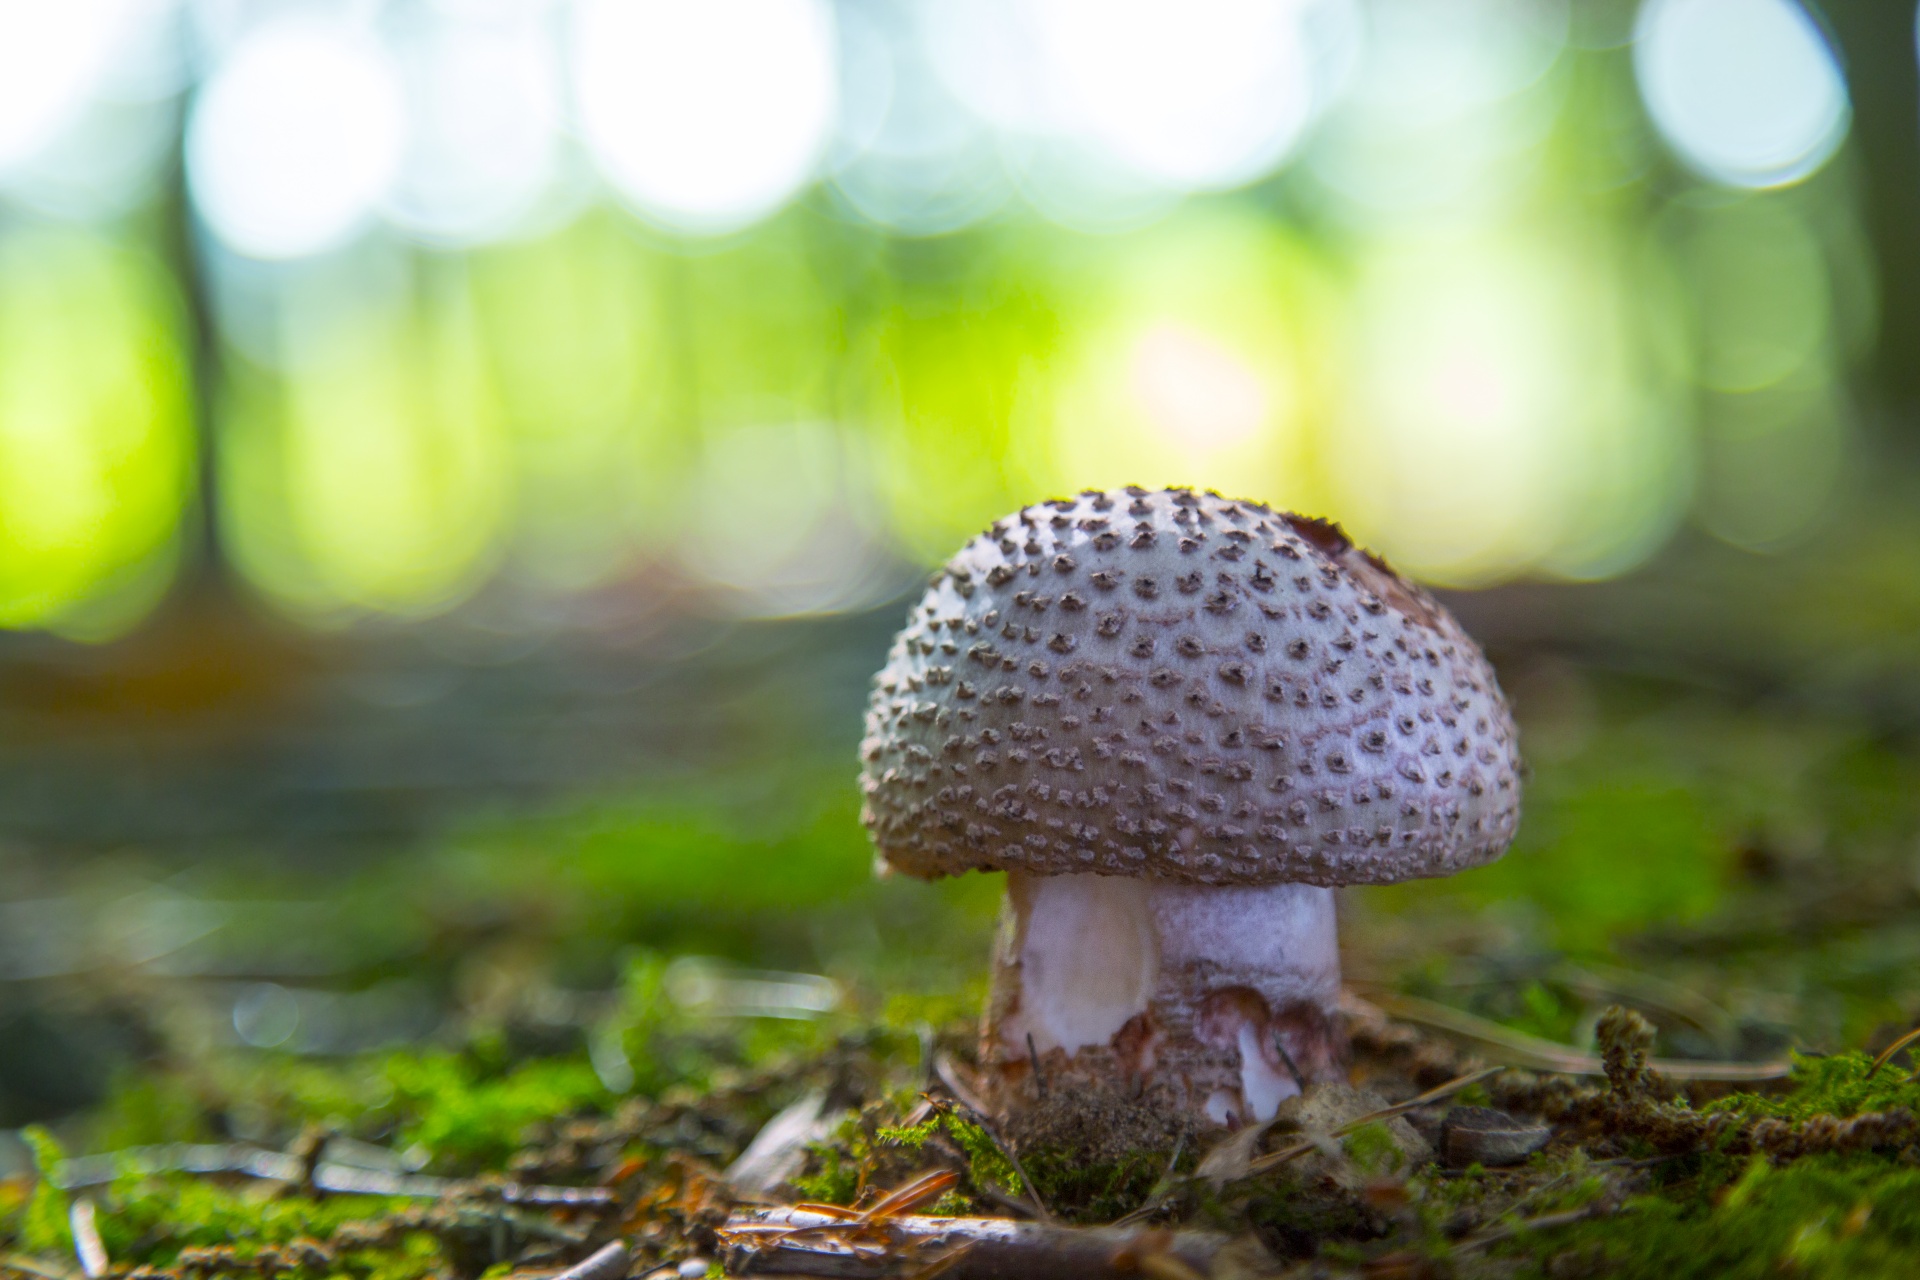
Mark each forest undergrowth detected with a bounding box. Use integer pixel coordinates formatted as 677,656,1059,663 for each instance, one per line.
6,667,1920,1277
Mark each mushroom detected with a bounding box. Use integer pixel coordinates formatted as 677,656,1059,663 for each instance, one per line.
859,487,1521,1127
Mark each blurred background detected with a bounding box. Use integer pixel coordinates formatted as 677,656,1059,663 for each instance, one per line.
4,0,1920,1148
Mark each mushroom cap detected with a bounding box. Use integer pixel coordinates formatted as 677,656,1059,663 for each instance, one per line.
859,488,1520,887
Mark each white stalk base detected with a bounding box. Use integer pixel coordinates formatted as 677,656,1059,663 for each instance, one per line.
982,872,1343,1128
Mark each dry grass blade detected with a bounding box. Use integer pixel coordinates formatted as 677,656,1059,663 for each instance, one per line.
1194,1117,1275,1188
931,1053,991,1118
1452,1200,1622,1254
1867,1025,1920,1079
1243,1065,1503,1177
1352,1065,1506,1124
1368,991,1792,1081
1552,962,1738,1042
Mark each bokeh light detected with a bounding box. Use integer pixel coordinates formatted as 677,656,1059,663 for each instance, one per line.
1668,195,1831,393
1304,0,1568,220
828,2,1011,236
0,0,142,177
0,0,1889,636
1029,0,1321,189
1326,225,1689,584
674,422,897,617
1695,380,1848,551
382,9,564,246
925,0,1355,210
220,268,512,617
468,216,665,590
1634,0,1849,189
1019,211,1329,503
187,16,407,260
0,230,192,633
573,0,839,235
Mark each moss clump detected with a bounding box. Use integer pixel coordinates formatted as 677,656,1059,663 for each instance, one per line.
385,1054,610,1170
1707,1053,1920,1124
795,1103,1025,1210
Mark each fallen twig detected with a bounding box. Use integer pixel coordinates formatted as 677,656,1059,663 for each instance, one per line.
51,1144,615,1206
719,1206,1264,1279
1366,991,1792,1081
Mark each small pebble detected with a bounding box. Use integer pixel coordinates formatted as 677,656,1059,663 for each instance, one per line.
1441,1106,1553,1167
677,1257,711,1279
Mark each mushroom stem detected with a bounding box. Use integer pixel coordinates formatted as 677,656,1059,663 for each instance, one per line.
982,872,1346,1127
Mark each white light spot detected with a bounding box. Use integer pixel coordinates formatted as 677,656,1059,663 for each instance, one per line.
233,983,300,1049
827,3,1009,235
1129,322,1272,451
0,0,139,176
574,0,838,234
1634,0,1848,188
927,0,1351,197
1303,0,1569,218
382,16,562,245
1033,0,1318,189
187,19,406,259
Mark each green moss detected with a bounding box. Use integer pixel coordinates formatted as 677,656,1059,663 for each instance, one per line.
792,1117,866,1206
84,1074,219,1151
1341,1122,1412,1179
2,1133,440,1278
384,1053,609,1169
1516,1154,1920,1279
1707,1053,1920,1123
19,1126,71,1254
348,1233,447,1280
1018,1144,1168,1223
938,1115,1020,1201
97,1181,414,1266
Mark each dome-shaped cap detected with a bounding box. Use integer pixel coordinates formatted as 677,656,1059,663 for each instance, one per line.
859,488,1520,887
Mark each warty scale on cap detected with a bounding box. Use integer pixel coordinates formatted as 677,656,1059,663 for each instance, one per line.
859,487,1520,887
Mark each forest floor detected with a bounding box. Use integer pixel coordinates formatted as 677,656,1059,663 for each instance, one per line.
6,658,1920,1278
